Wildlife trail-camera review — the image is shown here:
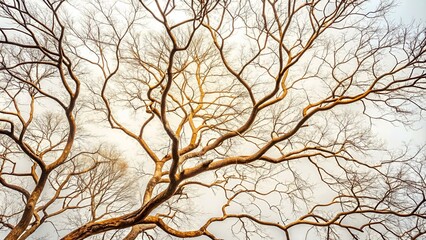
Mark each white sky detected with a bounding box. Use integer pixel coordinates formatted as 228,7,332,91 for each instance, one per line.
392,0,426,23
382,0,426,147
0,1,424,239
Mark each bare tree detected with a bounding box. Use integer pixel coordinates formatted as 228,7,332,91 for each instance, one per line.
1,0,425,239
0,0,136,239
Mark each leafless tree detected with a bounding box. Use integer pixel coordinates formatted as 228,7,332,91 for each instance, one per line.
1,0,425,239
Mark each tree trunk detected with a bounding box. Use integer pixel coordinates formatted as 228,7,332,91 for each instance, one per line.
5,175,47,240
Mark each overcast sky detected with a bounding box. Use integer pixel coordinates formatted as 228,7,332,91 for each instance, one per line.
385,0,426,147
0,1,424,239
392,0,426,23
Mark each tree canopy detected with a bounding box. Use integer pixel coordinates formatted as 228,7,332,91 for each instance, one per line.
0,0,425,239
